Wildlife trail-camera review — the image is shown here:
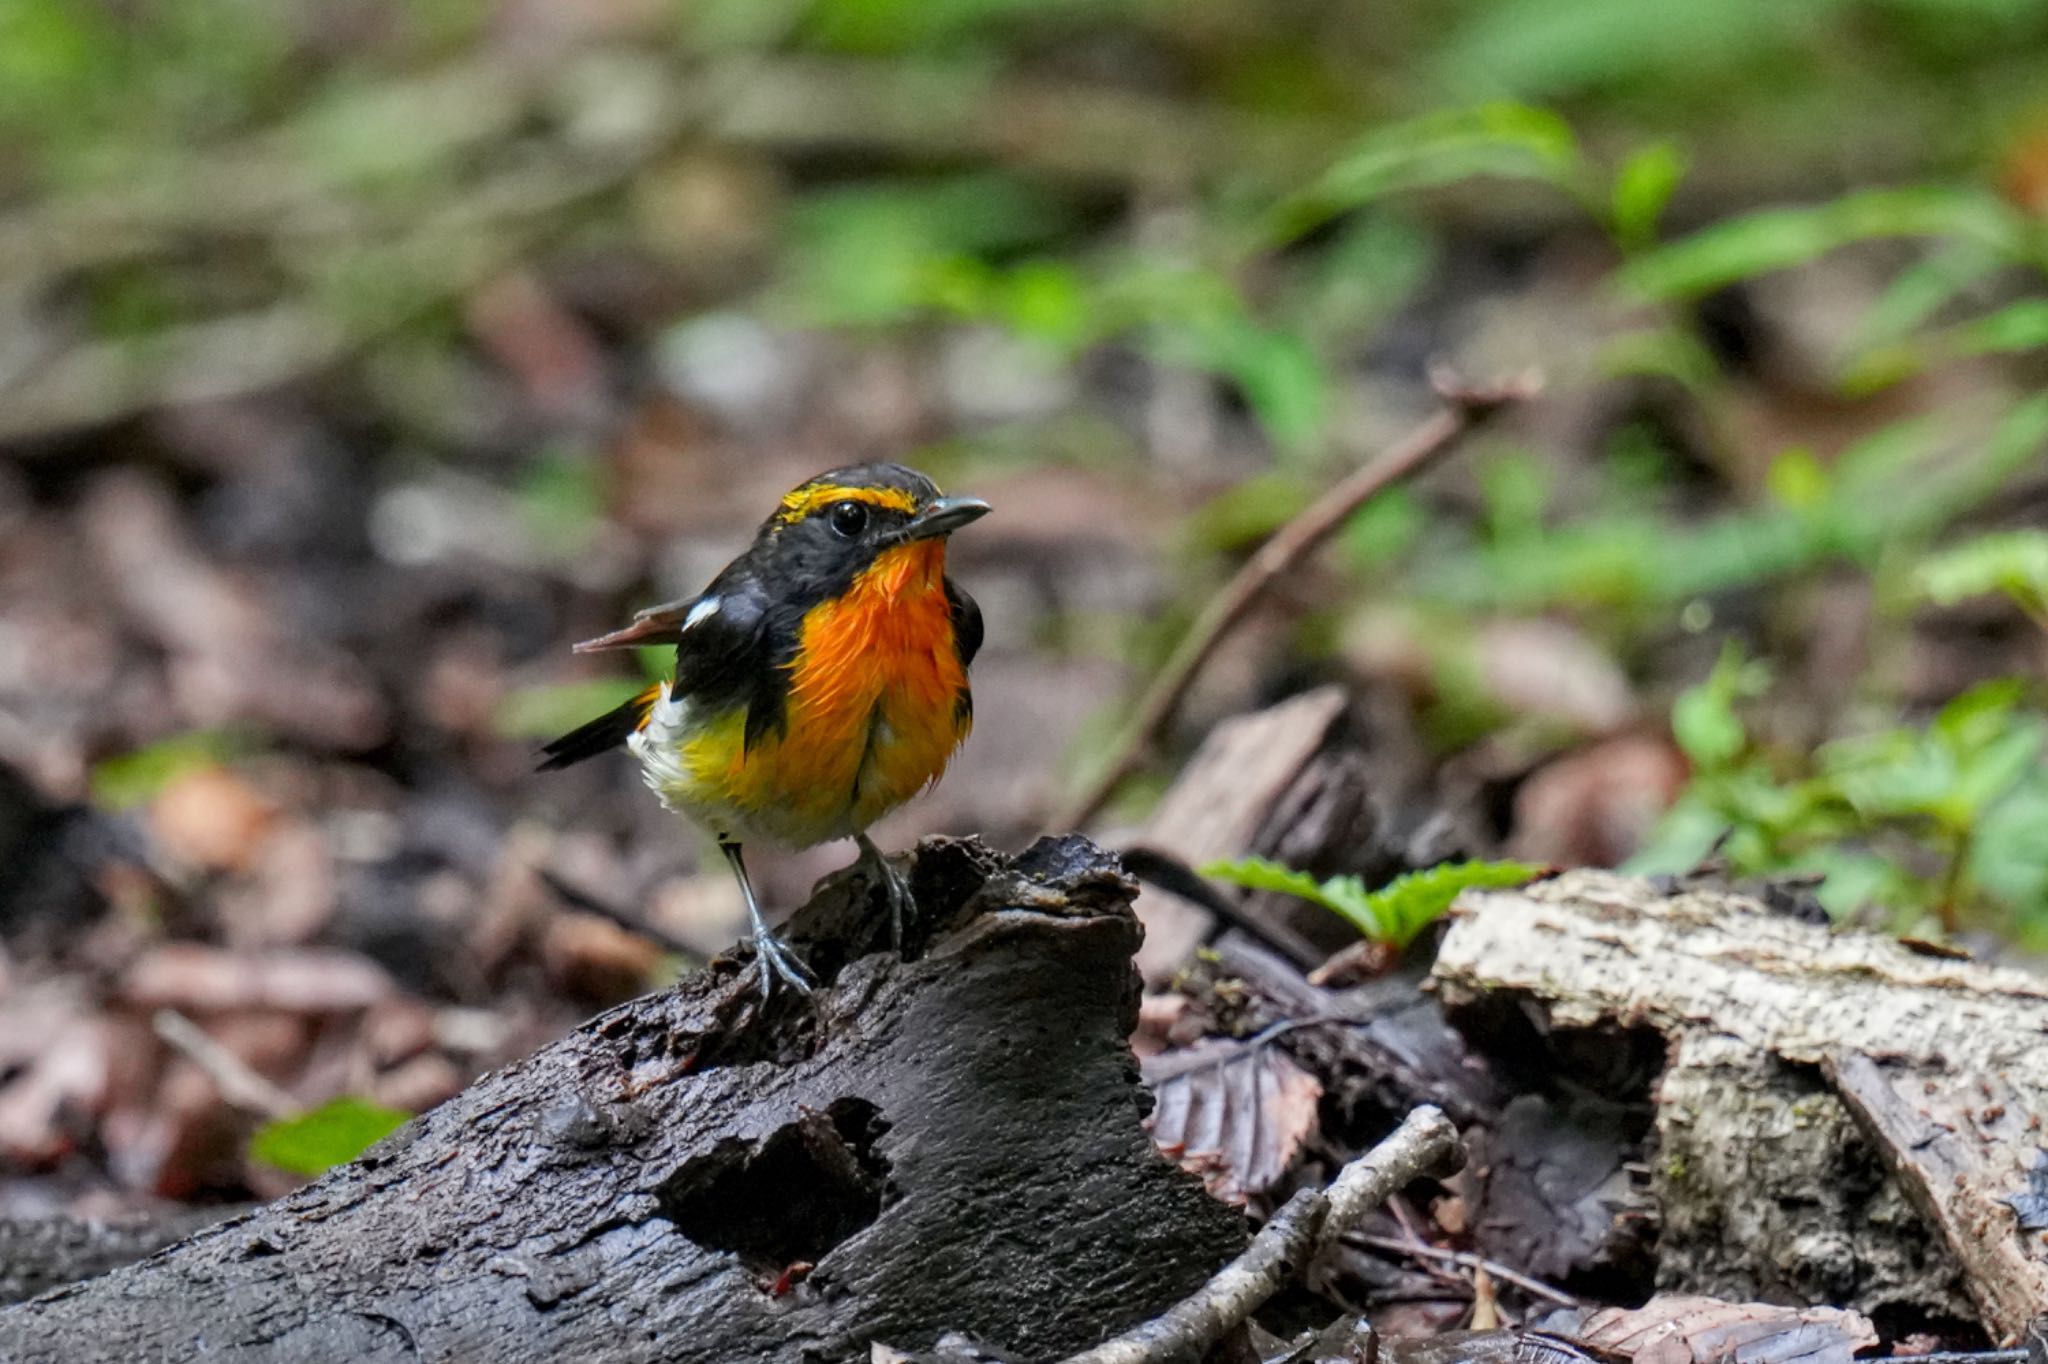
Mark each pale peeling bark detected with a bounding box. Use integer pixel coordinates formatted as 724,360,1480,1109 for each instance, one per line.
1432,871,2048,1340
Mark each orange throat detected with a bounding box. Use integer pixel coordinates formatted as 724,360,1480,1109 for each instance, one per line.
724,539,971,842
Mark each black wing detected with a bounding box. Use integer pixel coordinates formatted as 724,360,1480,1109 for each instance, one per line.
540,572,773,771
671,574,771,710
945,576,981,726
946,577,983,668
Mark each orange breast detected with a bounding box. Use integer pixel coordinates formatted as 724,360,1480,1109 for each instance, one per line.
709,540,970,844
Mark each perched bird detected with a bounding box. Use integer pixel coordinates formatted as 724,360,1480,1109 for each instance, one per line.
539,463,988,995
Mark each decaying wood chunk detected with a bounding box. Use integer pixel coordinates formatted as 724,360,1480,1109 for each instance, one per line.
1827,1052,2048,1344
0,836,1247,1364
1433,870,2048,1340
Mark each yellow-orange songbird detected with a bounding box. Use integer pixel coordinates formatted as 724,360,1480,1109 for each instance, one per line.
539,464,988,994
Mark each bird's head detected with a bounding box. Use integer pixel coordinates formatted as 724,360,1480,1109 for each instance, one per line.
759,463,990,600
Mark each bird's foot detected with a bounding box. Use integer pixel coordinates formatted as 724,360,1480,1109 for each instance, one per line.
854,835,915,953
751,928,815,997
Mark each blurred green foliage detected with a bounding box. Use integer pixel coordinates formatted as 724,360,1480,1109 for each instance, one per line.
90,732,252,810
1634,653,2048,945
1920,530,2048,628
19,0,2048,940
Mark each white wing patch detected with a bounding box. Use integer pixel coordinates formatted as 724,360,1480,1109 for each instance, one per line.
682,596,719,631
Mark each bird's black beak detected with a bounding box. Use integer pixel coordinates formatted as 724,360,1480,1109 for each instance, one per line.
901,495,991,542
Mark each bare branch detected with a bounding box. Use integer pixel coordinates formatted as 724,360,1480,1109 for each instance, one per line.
1057,1105,1462,1364
1055,373,1539,829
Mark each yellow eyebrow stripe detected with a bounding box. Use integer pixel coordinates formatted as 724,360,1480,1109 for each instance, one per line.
777,483,920,522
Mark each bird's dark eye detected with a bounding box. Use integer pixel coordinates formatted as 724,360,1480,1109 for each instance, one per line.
827,500,869,538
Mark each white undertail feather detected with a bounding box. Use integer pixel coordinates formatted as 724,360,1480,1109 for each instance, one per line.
628,682,695,814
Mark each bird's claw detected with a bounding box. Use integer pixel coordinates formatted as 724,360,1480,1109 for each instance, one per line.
854,836,916,952
752,930,815,997
876,859,914,953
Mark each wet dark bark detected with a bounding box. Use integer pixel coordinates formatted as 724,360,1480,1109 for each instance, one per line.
0,835,1246,1364
0,1208,231,1307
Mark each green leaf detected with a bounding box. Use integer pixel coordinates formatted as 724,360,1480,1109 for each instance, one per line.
1597,326,1722,393
1477,449,1554,541
1270,103,1583,244
1289,212,1436,346
1145,309,1328,457
1946,724,2044,824
250,1097,410,1177
994,260,1091,350
1620,187,2022,301
1214,324,1327,457
1430,0,1833,102
1952,299,2048,357
1622,793,1734,876
1972,771,2048,911
1822,683,2042,829
1201,856,1541,947
1200,856,1330,903
1670,646,1768,769
1918,530,2048,615
90,730,248,810
1671,688,1745,771
1860,299,2048,390
782,174,1064,326
1610,141,1686,251
1340,487,1425,572
1763,448,1829,510
1850,242,2005,353
1184,473,1312,553
1796,847,1917,921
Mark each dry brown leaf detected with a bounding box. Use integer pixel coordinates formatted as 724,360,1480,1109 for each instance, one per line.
0,987,111,1164
1142,1036,1322,1204
1470,1263,1501,1330
1509,736,1687,869
120,944,392,1014
541,910,664,1002
149,765,276,874
1572,1295,1877,1364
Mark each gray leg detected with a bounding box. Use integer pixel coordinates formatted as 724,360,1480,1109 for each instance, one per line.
720,841,812,996
854,832,915,952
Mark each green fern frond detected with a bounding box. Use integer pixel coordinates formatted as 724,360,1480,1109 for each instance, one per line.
1200,856,1541,948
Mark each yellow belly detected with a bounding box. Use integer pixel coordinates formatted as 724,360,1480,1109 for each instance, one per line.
632,542,970,847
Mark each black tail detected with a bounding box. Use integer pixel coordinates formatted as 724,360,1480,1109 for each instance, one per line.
537,684,660,772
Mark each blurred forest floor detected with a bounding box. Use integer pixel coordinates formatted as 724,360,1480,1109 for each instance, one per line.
6,0,2048,1243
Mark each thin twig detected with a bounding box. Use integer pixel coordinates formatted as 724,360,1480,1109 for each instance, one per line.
1055,371,1540,829
1120,845,1325,969
1058,1105,1461,1364
151,1009,295,1120
536,868,703,961
1349,1232,1580,1308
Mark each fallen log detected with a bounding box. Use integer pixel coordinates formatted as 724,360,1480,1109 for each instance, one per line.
0,835,1247,1364
1432,870,2048,1342
0,1207,231,1308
